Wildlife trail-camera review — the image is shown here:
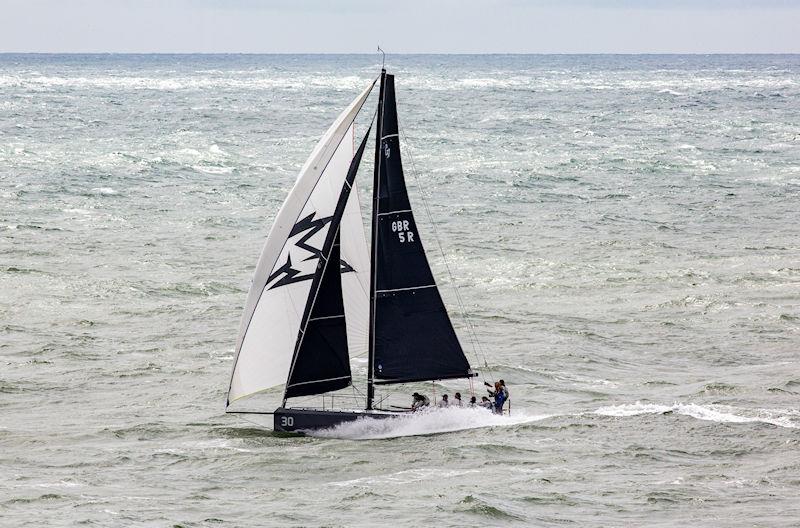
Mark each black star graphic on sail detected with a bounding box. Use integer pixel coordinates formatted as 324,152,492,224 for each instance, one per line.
267,212,354,290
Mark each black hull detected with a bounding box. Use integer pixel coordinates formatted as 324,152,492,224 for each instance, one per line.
273,407,401,434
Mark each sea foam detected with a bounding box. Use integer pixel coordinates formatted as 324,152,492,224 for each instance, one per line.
307,407,552,440
594,402,798,429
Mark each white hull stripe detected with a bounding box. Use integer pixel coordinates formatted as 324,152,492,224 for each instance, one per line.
287,375,351,388
377,209,412,217
381,133,399,140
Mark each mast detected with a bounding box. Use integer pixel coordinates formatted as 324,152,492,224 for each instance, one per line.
367,69,386,410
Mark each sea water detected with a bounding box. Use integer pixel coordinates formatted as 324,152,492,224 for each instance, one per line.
1,54,799,526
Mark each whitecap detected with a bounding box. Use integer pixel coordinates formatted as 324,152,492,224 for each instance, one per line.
35,480,82,489
192,165,233,175
90,187,118,195
594,402,798,428
62,208,92,215
209,144,229,157
595,402,673,417
677,403,797,429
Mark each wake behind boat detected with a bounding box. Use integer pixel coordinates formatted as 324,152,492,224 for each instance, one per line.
226,66,490,434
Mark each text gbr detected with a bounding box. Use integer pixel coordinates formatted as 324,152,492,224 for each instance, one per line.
391,219,415,243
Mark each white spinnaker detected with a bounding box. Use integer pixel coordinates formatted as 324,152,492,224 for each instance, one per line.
228,81,375,405
340,181,370,363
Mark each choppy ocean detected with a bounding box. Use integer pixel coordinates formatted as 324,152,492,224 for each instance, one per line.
1,54,799,527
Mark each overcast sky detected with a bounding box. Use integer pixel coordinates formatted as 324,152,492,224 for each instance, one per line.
3,0,800,54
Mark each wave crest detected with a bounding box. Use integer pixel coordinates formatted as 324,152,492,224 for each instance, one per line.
594,402,798,428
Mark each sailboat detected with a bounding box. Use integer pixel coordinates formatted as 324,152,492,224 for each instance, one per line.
226,67,478,433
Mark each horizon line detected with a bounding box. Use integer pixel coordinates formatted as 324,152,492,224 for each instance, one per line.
2,52,800,56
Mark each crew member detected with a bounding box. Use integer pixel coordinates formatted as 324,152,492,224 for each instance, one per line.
485,381,507,414
411,392,430,411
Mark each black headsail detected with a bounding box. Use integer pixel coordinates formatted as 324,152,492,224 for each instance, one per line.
368,73,472,393
283,126,372,400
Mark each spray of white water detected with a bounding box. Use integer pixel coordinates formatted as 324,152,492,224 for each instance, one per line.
303,401,797,440
307,407,553,440
594,402,799,429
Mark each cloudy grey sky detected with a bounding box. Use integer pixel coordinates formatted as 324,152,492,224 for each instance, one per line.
3,0,800,54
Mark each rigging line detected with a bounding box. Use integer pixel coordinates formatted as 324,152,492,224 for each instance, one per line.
398,127,494,385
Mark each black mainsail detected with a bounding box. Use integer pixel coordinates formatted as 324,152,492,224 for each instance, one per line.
368,72,473,396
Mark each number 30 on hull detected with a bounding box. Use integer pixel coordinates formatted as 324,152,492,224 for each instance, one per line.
272,408,397,434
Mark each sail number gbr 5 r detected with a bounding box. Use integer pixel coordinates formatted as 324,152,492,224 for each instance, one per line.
391,219,415,243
